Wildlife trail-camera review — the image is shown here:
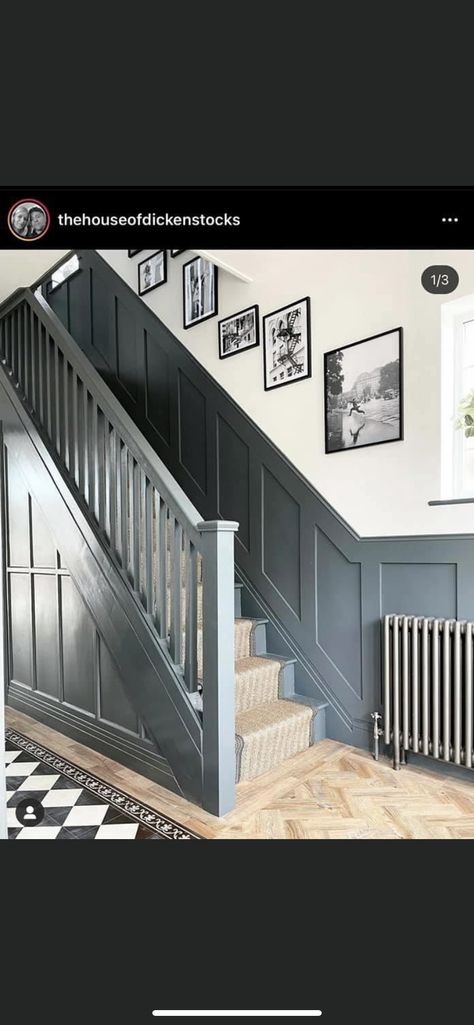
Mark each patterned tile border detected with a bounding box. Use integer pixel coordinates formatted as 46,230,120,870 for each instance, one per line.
5,728,204,840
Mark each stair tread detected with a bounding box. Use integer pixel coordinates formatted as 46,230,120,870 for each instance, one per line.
235,655,282,673
298,697,329,709
236,698,313,736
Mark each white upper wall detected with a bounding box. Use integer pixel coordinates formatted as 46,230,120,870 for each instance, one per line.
99,248,474,538
0,251,69,303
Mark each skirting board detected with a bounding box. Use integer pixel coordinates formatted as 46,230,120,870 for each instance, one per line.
7,683,181,796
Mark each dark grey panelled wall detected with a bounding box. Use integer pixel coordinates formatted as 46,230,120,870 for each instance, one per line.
42,251,474,747
2,390,177,790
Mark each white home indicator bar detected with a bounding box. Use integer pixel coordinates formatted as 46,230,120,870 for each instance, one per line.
152,1013,322,1018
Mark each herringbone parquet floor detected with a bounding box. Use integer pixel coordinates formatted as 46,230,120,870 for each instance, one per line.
7,707,474,839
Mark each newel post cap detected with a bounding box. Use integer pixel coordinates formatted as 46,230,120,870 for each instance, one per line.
197,520,239,533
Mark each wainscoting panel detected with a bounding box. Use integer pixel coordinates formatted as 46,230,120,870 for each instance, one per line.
60,574,96,713
262,466,301,617
67,264,92,353
316,527,362,697
145,329,171,446
178,370,208,495
116,296,139,404
9,573,32,687
91,267,115,371
33,574,60,699
31,495,56,567
40,251,474,749
381,561,458,620
6,447,30,567
2,433,170,783
98,634,140,735
217,414,250,552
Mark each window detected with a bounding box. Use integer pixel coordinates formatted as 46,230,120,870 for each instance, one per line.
48,254,80,292
441,295,474,498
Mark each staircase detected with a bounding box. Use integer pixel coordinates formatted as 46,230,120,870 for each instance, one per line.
0,283,325,817
233,614,319,782
174,545,325,783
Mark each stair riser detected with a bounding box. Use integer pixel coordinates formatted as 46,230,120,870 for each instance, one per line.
235,705,315,782
235,659,281,714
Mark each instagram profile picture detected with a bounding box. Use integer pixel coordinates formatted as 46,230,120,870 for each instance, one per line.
8,198,50,241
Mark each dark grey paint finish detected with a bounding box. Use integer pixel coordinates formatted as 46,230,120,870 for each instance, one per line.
8,682,178,792
42,251,474,749
380,562,457,620
60,575,96,713
217,415,250,551
178,370,208,494
0,373,202,799
316,528,362,697
9,574,32,687
33,574,60,699
2,424,172,783
262,467,301,618
145,329,171,445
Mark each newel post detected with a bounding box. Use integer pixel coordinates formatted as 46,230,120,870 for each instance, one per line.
198,519,239,816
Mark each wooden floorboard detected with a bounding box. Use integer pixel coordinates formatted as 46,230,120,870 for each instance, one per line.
7,707,474,839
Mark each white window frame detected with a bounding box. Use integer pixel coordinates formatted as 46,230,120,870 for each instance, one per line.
48,254,80,292
441,294,474,499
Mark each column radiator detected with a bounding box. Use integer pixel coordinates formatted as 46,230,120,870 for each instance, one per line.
383,614,474,771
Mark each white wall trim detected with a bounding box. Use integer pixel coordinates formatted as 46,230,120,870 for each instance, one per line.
194,250,253,282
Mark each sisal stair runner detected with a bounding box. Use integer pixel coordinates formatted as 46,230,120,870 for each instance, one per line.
162,526,316,785
233,621,314,782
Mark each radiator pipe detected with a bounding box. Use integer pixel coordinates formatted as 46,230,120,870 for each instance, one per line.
392,616,400,769
383,616,391,745
371,712,383,761
466,622,473,770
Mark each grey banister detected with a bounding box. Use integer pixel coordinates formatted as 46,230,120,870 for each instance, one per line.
0,287,28,317
26,289,204,543
0,285,241,814
199,519,239,816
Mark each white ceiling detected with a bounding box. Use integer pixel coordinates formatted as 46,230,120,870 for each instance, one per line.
0,250,69,303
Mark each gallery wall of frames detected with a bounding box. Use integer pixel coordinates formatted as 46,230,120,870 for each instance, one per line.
127,249,403,456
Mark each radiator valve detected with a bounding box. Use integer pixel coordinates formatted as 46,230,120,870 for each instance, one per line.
371,712,383,761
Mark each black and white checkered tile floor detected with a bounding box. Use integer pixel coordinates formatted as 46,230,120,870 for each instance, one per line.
5,729,202,840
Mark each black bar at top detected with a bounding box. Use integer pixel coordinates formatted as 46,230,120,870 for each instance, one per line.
0,186,473,248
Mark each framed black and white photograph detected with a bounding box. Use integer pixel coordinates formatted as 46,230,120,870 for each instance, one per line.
128,250,142,257
171,250,185,257
218,305,259,359
324,327,403,453
138,250,167,296
263,297,311,391
183,256,218,329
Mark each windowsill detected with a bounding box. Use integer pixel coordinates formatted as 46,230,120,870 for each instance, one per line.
429,497,474,506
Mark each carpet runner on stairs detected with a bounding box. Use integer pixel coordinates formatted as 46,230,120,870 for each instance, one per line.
164,530,321,786
191,611,317,783
233,620,316,782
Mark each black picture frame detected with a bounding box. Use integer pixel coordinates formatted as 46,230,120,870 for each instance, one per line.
324,326,404,454
183,256,218,329
138,250,167,296
170,250,185,257
218,305,260,360
262,297,312,391
128,250,142,257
